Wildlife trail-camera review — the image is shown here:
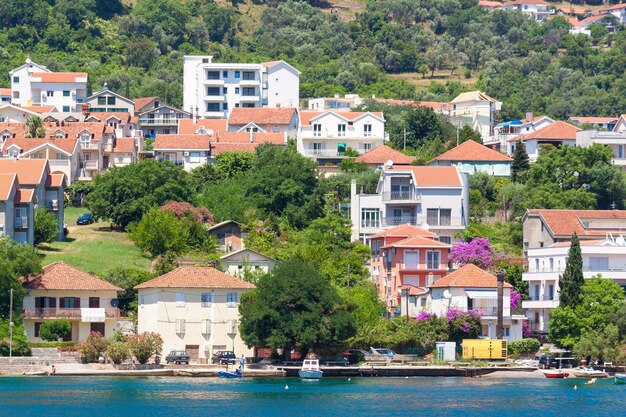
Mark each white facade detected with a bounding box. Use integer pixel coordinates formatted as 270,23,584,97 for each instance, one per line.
449,91,502,142
183,56,300,119
220,249,275,276
307,94,364,111
487,115,554,152
522,238,626,332
298,111,387,160
138,105,191,138
87,87,135,115
577,130,626,171
0,104,43,123
350,166,469,243
501,1,553,21
154,149,210,172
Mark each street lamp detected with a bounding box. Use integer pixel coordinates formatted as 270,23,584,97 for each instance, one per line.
496,270,505,340
402,288,410,323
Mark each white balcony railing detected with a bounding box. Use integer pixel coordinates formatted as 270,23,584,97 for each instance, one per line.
137,118,180,126
84,160,98,170
14,217,28,229
382,190,421,202
81,142,99,150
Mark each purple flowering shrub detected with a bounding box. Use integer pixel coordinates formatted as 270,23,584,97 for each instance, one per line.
450,237,495,269
415,311,436,321
510,289,522,309
522,321,531,338
415,308,483,344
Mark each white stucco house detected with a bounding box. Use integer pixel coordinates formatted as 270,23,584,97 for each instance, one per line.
135,267,256,363
501,0,553,21
153,134,211,171
220,248,275,277
448,91,502,142
508,121,580,161
576,129,626,172
428,140,512,177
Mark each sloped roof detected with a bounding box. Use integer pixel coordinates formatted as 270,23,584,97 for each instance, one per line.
21,105,56,113
112,138,135,153
154,134,210,150
370,224,437,239
450,91,498,104
299,111,384,126
569,116,618,124
228,107,297,125
0,173,17,201
0,88,10,96
506,0,549,5
390,165,462,187
218,132,285,145
382,235,451,249
525,209,626,238
430,140,512,163
31,72,87,83
85,112,131,124
22,262,122,291
479,0,504,7
0,159,47,185
220,248,274,261
45,173,65,188
135,267,256,289
15,188,34,203
133,97,159,112
510,121,580,142
211,142,259,155
178,119,227,135
602,3,626,11
430,264,513,288
355,145,415,165
2,137,78,156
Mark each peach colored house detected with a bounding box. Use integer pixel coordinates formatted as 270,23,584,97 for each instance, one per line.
370,224,451,315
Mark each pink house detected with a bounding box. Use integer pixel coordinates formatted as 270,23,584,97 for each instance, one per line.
370,224,451,315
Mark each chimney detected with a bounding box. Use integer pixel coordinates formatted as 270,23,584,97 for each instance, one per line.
525,112,534,122
276,102,281,109
249,130,254,143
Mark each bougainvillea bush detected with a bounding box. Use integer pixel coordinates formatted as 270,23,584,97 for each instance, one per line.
450,237,495,269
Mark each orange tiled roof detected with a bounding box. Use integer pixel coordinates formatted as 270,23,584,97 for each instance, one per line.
228,107,297,125
602,3,626,12
85,112,131,123
525,209,626,238
430,140,513,162
154,134,210,150
22,262,122,291
135,266,256,289
479,0,504,7
31,72,87,83
0,159,47,185
0,173,17,201
569,116,618,124
45,173,65,188
262,61,282,68
211,143,259,155
15,188,34,203
506,0,549,5
0,88,10,96
21,105,56,113
1,121,106,141
398,285,429,296
355,145,415,165
370,224,437,239
133,97,159,112
178,119,227,135
509,121,580,142
383,235,451,249
2,137,78,156
299,111,384,126
218,131,285,145
430,264,513,288
390,165,462,187
112,138,135,153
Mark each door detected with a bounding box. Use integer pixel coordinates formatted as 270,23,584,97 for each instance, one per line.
90,322,105,336
185,345,200,363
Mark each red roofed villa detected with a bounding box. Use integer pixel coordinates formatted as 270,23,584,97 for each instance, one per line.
428,140,512,176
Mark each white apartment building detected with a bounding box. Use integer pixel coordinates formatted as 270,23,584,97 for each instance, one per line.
522,237,626,332
486,113,554,152
183,56,300,119
577,129,626,172
298,111,387,161
508,121,579,161
501,0,553,21
350,164,469,243
307,94,364,111
448,91,502,142
9,59,87,112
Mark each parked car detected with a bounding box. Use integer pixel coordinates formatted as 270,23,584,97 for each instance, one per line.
374,348,396,359
76,213,94,225
341,349,368,365
212,350,237,365
165,350,190,365
529,331,548,344
538,355,558,369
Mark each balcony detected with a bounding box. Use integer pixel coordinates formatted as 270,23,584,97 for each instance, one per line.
14,217,28,229
382,217,416,227
137,118,180,126
239,95,259,102
46,200,59,211
80,142,99,150
203,95,224,102
523,298,559,309
48,159,70,169
204,78,224,86
23,308,120,320
382,190,420,202
83,160,98,170
239,79,259,86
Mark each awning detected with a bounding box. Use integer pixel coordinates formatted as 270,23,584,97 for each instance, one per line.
81,308,105,323
466,290,497,299
495,120,522,128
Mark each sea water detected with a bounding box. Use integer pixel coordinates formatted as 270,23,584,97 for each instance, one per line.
0,376,624,416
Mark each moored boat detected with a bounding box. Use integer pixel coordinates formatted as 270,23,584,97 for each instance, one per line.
298,359,323,379
543,369,568,379
614,373,626,385
570,367,608,378
219,370,243,378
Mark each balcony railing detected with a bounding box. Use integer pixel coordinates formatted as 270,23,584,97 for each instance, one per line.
137,118,180,126
48,159,70,167
382,190,420,201
529,294,558,301
23,308,120,320
14,217,28,229
81,142,99,150
83,160,98,170
383,217,416,227
382,216,465,227
46,200,59,211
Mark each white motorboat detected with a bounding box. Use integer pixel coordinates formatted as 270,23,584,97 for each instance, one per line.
569,367,608,378
298,359,323,379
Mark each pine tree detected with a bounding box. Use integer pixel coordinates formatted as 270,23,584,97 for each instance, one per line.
511,143,530,183
559,233,584,308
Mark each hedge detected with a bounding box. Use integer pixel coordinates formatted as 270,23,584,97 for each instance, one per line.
508,338,541,355
30,341,76,348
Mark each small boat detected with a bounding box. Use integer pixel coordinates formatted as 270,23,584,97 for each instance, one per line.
218,370,243,379
614,373,626,385
543,369,569,379
570,367,608,379
298,359,323,379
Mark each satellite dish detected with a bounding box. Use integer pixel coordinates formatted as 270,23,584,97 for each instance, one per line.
385,159,393,168
110,299,120,307
617,236,626,246
443,289,452,299
421,223,430,231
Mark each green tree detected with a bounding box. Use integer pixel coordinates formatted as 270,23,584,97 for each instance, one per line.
559,233,583,308
0,319,31,356
511,143,530,183
129,207,189,258
573,324,624,364
0,236,41,317
39,319,71,341
87,159,193,228
239,257,355,359
458,127,482,144
24,117,46,138
103,267,154,316
34,207,59,245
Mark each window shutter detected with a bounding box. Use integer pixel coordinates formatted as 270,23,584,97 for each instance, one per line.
35,297,42,308
74,297,81,308
50,297,56,308
60,297,66,308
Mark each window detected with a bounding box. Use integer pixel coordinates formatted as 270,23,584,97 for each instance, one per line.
13,76,19,83
107,96,116,105
426,208,452,226
63,90,70,97
176,292,186,307
206,103,220,112
235,71,240,78
222,70,228,78
362,143,372,152
140,295,145,307
97,97,106,105
14,207,27,228
206,71,220,80
206,87,220,96
13,91,19,99
189,152,200,163
242,103,255,108
242,87,255,96
90,322,105,336
235,103,240,108
60,297,80,308
404,251,419,269
227,292,238,308
313,124,321,137
62,106,70,112
361,208,380,228
337,124,346,137
438,236,452,244
589,257,609,271
426,251,440,269
46,91,54,97
242,71,255,80
222,102,228,110
222,87,227,94
549,258,554,272
503,326,510,337
201,292,213,308
364,124,372,137
235,87,240,94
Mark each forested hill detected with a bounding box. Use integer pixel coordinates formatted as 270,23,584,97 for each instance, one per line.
1,0,626,119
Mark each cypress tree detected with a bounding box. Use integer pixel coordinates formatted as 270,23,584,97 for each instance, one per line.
559,233,584,308
511,143,530,182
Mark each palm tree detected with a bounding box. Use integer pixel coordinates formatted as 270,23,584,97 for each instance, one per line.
25,116,46,138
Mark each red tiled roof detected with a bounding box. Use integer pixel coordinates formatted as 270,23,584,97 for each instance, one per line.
549,239,605,248
602,3,626,12
228,107,297,126
2,137,78,156
479,0,504,7
112,138,135,153
134,266,256,289
572,14,613,28
299,111,384,126
154,134,210,150
430,264,513,288
31,72,87,83
506,0,549,6
383,235,451,249
133,97,159,112
0,88,10,96
525,209,626,238
509,121,580,142
22,262,122,291
21,105,56,113
398,285,429,296
569,116,618,124
211,143,259,155
45,173,65,188
0,159,47,185
178,119,227,135
0,173,17,201
355,145,415,165
262,61,282,68
85,112,131,123
15,188,34,203
218,131,285,145
390,165,462,187
430,140,513,162
370,224,437,239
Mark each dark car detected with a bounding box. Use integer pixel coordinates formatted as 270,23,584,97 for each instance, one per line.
342,349,368,365
165,350,190,365
212,350,237,365
529,331,548,344
76,213,94,225
538,355,558,369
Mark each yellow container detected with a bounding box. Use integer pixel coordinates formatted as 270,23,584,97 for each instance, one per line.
462,339,507,360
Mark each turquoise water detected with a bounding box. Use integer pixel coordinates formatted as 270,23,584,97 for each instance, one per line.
0,376,624,416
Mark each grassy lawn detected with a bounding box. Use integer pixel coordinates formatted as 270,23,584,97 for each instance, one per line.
38,207,151,277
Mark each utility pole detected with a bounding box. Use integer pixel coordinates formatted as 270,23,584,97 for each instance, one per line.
273,231,277,261
9,288,14,358
403,128,407,151
405,289,409,323
347,264,351,297
496,271,505,340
